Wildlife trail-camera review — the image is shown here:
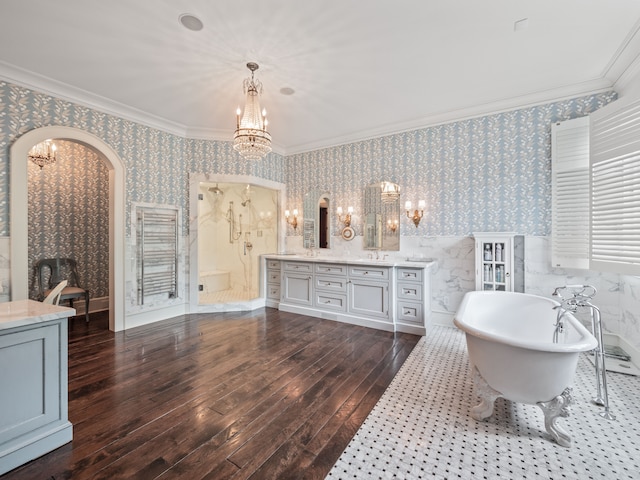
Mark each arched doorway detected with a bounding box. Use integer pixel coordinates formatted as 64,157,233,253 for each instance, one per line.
10,126,125,331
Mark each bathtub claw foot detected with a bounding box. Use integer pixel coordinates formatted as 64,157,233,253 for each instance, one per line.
470,366,502,421
538,387,573,448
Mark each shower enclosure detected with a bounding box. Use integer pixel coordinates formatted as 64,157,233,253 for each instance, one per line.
197,181,279,306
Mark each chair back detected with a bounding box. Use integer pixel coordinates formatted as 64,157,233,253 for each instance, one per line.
42,280,68,305
36,258,81,294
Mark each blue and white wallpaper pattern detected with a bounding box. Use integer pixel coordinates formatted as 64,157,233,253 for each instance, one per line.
27,140,109,299
285,93,616,237
0,81,286,236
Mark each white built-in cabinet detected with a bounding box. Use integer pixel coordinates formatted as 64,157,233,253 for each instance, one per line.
473,232,524,292
0,302,74,476
282,261,314,306
263,256,432,335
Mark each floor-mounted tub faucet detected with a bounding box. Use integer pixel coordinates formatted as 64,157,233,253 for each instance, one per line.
552,284,615,421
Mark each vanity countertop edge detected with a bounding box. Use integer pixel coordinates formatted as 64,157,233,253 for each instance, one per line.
262,254,436,269
0,299,76,331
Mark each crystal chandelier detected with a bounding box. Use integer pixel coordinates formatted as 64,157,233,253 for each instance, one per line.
380,181,400,203
28,139,57,169
233,62,272,160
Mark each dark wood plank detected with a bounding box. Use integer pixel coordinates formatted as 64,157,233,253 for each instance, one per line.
1,308,420,480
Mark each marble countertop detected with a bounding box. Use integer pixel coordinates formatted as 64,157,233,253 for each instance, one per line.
263,254,436,269
0,300,76,331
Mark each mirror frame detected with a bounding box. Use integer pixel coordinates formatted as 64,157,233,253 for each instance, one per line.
363,182,401,251
303,189,331,249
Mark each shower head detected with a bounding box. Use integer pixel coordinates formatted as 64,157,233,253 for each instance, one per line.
241,199,251,207
209,184,224,195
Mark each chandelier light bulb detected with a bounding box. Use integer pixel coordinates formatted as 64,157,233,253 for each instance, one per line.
233,62,272,160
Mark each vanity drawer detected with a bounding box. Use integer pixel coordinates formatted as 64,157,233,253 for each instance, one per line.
283,261,313,273
315,263,347,276
348,266,389,280
314,292,347,312
397,301,424,325
315,275,348,292
398,282,422,301
266,260,281,270
397,267,423,283
267,284,281,300
267,269,281,283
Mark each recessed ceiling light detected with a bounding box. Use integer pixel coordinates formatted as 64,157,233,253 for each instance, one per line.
514,18,529,32
179,13,203,31
280,87,295,96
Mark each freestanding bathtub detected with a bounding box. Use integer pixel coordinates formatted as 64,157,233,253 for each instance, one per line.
454,291,598,447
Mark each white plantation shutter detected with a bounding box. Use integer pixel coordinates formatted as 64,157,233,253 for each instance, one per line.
551,116,590,269
590,94,640,275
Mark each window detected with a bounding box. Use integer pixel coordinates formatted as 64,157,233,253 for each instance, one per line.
590,94,640,275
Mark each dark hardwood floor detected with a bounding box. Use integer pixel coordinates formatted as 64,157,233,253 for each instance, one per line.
2,308,420,480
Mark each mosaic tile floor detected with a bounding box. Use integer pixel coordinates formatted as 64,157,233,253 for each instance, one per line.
327,326,640,479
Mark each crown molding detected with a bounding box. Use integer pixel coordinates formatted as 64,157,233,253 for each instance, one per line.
283,78,615,156
0,60,616,158
0,60,188,137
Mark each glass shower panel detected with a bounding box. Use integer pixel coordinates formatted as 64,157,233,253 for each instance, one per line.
198,182,278,305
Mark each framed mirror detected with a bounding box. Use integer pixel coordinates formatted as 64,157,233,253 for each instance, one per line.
363,182,400,251
303,189,331,249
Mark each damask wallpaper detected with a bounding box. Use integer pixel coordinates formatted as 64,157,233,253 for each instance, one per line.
285,92,617,237
0,81,286,237
1,79,633,346
27,140,109,299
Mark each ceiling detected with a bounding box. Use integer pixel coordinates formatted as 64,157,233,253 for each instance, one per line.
2,1,640,155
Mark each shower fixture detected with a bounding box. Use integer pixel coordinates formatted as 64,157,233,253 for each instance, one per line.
209,184,224,195
241,199,251,207
226,201,243,243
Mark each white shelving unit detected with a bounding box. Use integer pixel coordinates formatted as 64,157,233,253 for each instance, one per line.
473,232,521,292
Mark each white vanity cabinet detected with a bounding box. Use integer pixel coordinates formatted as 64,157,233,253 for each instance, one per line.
473,232,524,292
282,261,313,306
347,265,390,322
0,301,74,476
264,256,433,335
265,259,281,308
314,263,348,312
396,267,429,332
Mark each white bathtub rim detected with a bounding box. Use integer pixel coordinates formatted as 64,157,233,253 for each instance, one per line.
454,291,598,353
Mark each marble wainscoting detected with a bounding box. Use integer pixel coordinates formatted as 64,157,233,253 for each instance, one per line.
523,236,640,352
0,236,10,302
285,233,640,352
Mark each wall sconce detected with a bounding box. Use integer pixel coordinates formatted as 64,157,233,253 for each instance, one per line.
387,218,399,233
337,206,353,227
405,200,425,227
285,209,298,230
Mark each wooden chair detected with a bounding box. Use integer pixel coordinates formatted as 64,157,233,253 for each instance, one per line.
36,258,90,322
42,280,68,305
